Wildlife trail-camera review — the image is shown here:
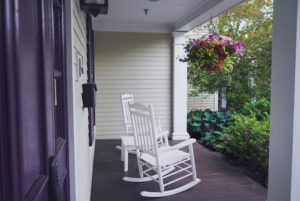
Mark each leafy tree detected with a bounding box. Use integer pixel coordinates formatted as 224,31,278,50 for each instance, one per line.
188,0,273,110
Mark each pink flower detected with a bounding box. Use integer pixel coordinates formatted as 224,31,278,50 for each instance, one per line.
241,41,245,48
214,33,218,37
232,48,236,54
208,35,213,40
200,41,205,47
193,39,197,46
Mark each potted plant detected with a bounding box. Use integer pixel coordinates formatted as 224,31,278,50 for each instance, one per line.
179,33,245,72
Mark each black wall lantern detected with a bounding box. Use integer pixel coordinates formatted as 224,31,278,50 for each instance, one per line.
80,0,108,17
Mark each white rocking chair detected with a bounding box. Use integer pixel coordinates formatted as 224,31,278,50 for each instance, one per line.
124,103,200,197
116,93,169,172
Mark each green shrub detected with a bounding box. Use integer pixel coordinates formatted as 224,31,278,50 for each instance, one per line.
239,98,270,121
217,114,270,185
187,109,234,149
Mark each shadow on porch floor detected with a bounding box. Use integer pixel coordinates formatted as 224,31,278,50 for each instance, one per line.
91,140,267,201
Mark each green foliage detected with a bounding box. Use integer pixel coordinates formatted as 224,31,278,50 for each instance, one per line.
217,114,270,185
239,98,270,121
187,109,234,149
188,0,273,110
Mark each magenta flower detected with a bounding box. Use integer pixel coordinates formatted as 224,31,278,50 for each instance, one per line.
241,41,245,48
214,33,218,37
208,35,213,40
200,41,205,47
232,48,236,54
193,39,197,46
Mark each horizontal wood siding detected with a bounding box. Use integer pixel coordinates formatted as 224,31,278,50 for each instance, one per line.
187,84,216,112
94,32,172,139
72,1,95,201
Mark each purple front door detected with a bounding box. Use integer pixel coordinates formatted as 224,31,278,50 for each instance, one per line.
52,0,70,200
0,0,69,201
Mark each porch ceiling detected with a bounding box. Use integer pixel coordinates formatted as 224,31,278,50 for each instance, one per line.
92,0,245,33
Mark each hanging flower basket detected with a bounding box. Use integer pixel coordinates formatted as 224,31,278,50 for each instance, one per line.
201,55,227,71
179,33,245,72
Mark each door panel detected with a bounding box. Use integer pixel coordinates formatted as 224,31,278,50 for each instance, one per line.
52,0,69,200
0,0,69,200
15,0,51,200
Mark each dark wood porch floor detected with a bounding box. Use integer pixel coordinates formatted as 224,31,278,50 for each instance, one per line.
91,140,267,201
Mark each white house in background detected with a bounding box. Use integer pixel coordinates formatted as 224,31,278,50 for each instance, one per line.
187,84,218,112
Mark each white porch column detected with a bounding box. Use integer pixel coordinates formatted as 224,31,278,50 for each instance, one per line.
172,32,190,140
268,0,300,201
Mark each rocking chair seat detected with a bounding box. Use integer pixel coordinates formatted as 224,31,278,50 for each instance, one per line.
121,136,135,150
141,146,190,167
121,130,169,151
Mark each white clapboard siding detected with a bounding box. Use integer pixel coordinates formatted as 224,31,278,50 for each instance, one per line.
94,32,172,139
71,0,96,201
187,84,216,112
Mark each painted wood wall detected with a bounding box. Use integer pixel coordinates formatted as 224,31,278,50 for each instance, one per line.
187,84,216,112
72,0,95,200
94,32,172,139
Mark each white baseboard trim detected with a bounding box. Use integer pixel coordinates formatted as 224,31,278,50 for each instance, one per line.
171,132,190,140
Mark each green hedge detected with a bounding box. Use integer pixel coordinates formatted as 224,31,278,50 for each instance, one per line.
239,98,270,121
188,98,270,186
217,114,270,186
187,109,234,149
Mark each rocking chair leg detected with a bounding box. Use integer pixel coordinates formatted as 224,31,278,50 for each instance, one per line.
189,144,197,180
124,149,128,172
157,166,165,193
121,142,124,162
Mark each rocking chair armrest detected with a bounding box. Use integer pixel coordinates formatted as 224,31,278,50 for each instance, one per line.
170,138,196,150
154,117,163,130
156,130,169,137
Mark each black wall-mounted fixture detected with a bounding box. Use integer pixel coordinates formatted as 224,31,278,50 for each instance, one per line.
82,83,97,108
80,0,108,17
